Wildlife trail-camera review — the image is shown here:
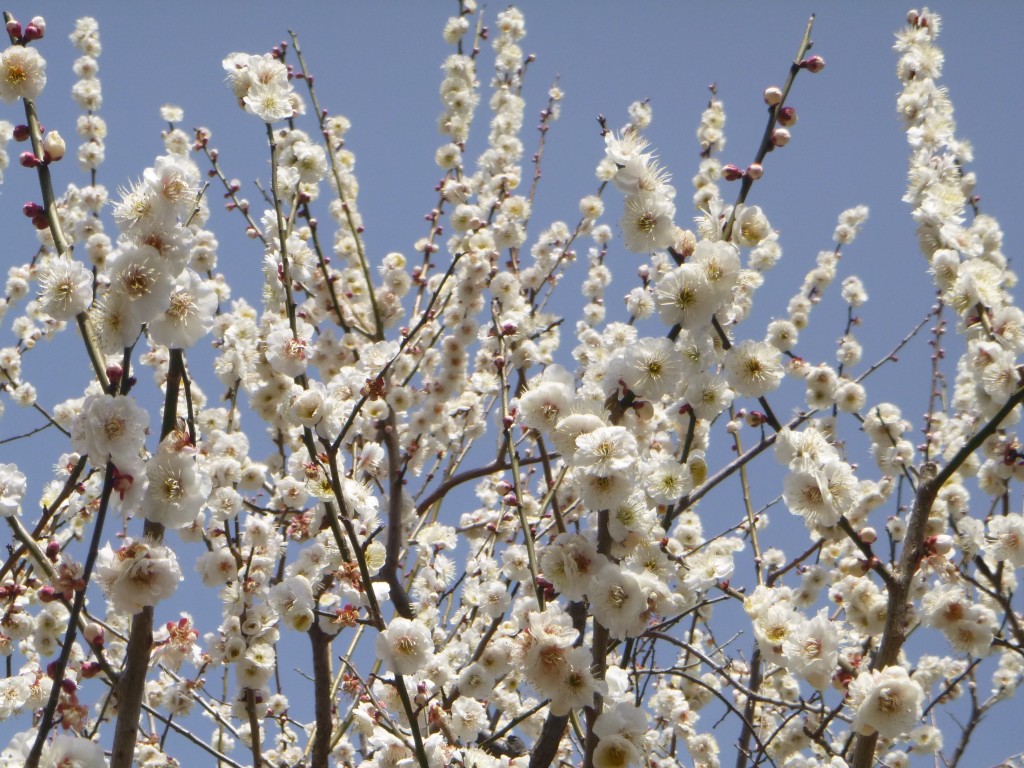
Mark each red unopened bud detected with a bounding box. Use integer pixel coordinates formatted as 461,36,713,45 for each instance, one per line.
45,660,60,679
61,678,77,694
778,106,797,127
45,540,61,561
12,124,29,142
79,662,101,679
32,214,49,230
19,152,41,168
802,55,826,73
746,163,763,180
771,128,791,147
493,355,505,370
502,492,519,507
37,585,58,602
5,20,21,39
23,23,42,41
763,86,783,106
22,202,43,218
721,164,744,182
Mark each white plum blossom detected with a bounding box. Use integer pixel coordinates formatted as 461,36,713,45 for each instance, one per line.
375,617,434,676
0,45,46,102
71,394,150,469
0,463,27,516
95,538,183,615
848,665,924,739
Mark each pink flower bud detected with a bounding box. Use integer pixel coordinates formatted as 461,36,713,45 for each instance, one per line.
502,492,519,507
45,539,60,561
19,152,41,168
5,20,21,39
771,128,791,147
37,585,57,602
777,106,797,127
61,678,77,694
12,124,29,142
763,86,783,106
746,163,764,180
802,55,825,73
22,201,43,218
84,623,104,647
80,662,101,679
721,164,744,181
23,23,42,42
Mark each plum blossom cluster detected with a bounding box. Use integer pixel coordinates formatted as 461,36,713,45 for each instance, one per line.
1,7,1023,768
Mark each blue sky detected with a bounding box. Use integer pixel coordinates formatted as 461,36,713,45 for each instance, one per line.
1,3,1023,765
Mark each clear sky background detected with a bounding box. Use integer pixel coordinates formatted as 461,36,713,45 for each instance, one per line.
1,3,1023,765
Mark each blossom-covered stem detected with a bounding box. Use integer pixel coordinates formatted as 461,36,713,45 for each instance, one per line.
0,16,112,392
305,215,350,331
848,376,1024,768
287,33,383,340
721,15,815,241
24,460,117,768
266,124,301,338
329,251,464,456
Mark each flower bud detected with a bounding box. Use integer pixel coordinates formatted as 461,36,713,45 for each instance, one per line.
12,124,29,142
746,163,764,180
763,86,783,106
37,585,58,602
22,201,43,218
859,526,877,544
777,106,797,127
5,20,21,39
771,128,791,147
83,623,105,647
79,661,101,679
19,151,41,168
802,55,825,73
721,164,744,182
41,130,65,161
31,213,48,230
23,22,43,42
